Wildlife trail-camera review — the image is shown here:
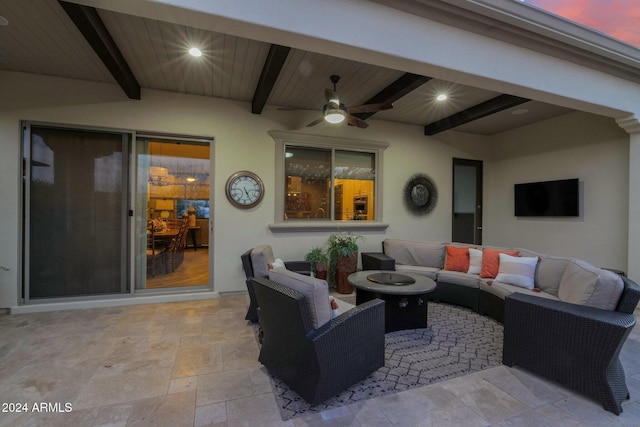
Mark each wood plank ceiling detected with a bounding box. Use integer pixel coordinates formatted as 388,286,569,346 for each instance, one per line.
0,0,574,135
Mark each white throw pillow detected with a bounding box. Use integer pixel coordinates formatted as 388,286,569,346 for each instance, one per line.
269,258,285,270
329,296,340,318
467,248,483,275
495,253,538,289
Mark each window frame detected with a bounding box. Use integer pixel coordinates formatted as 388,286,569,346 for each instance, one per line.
269,130,389,232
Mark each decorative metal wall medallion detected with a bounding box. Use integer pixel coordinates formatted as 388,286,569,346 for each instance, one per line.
404,174,438,215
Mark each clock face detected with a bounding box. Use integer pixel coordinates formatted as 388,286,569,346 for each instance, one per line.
226,171,264,209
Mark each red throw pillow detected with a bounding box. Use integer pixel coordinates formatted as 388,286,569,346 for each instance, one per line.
480,248,520,278
444,245,472,272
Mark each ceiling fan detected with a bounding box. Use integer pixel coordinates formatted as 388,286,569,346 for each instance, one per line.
305,75,393,129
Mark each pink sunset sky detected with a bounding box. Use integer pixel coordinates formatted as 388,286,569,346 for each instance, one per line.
523,0,640,48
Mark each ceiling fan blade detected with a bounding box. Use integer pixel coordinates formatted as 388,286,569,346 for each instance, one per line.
347,102,393,114
347,114,369,129
306,117,325,127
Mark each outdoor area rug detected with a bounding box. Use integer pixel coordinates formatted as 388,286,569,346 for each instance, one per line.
266,300,503,420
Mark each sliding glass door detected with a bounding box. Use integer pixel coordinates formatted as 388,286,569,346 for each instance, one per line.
24,125,130,300
135,136,211,290
22,125,213,303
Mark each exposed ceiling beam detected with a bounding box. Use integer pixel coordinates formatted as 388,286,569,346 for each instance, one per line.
59,1,140,100
353,73,432,120
424,94,529,135
252,44,291,114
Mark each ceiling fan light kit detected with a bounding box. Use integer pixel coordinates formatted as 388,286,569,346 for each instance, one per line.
307,74,394,129
323,104,347,124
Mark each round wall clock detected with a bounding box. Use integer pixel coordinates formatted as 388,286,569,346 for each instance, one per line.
225,171,265,209
403,173,438,215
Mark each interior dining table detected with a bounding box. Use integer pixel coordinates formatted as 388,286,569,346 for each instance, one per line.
150,228,180,245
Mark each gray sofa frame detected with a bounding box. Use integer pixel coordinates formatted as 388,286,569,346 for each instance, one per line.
503,284,638,415
252,277,386,405
362,250,640,415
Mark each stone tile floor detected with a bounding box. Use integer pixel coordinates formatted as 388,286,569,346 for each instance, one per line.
1,294,640,426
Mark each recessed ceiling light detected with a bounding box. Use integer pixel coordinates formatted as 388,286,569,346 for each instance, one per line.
512,108,529,115
0,16,8,26
186,177,196,182
188,47,202,57
436,94,447,101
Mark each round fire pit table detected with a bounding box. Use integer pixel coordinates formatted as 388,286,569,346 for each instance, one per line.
348,270,436,332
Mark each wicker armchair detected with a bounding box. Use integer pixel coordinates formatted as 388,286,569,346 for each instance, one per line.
241,245,311,322
252,277,385,405
503,276,640,415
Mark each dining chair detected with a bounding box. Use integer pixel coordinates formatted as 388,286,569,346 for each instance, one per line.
147,227,166,277
164,217,189,272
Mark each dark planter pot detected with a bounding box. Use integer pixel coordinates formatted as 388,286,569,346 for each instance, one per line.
315,261,328,281
336,252,357,294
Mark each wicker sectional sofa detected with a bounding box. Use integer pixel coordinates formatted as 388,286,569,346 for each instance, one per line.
363,238,640,415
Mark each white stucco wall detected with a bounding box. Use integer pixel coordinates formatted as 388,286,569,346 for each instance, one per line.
0,72,483,309
0,72,635,309
483,111,630,271
629,133,640,280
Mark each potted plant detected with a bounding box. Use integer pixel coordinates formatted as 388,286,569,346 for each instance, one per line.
327,231,363,294
304,247,329,280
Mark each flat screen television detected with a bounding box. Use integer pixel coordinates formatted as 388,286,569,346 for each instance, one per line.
176,199,210,219
514,178,579,217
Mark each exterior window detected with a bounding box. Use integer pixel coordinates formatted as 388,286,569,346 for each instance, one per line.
284,146,376,221
334,150,375,220
271,130,388,230
285,147,331,219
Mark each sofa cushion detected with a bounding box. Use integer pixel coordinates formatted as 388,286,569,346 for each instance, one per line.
395,264,439,280
516,248,540,258
444,245,472,272
535,256,570,296
268,267,332,329
468,248,483,274
251,244,276,277
437,270,480,289
495,253,538,289
480,248,520,279
558,260,623,311
383,239,445,268
481,280,560,301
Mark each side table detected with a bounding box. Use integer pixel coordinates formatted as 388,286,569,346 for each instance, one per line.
361,252,395,271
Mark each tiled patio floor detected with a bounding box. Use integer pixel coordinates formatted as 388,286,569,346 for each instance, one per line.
1,295,640,426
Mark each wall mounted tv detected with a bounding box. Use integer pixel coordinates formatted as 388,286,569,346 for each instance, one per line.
176,199,210,219
514,178,579,217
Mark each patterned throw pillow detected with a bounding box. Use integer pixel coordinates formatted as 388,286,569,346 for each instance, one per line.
480,248,520,278
444,245,472,272
495,253,539,288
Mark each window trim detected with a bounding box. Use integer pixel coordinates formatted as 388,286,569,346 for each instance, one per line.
269,130,389,232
